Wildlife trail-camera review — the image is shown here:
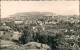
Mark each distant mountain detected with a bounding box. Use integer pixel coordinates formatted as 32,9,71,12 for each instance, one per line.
1,12,79,23
2,12,53,22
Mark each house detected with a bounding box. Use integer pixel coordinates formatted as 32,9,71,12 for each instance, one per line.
32,27,36,29
37,21,43,25
70,29,74,32
45,19,57,24
70,35,76,39
69,17,76,20
45,21,48,24
14,20,23,24
65,29,68,32
77,20,80,22
74,19,80,23
12,31,22,40
51,21,57,24
0,31,4,37
32,26,38,32
41,26,45,31
43,13,53,21
65,35,70,39
3,23,6,25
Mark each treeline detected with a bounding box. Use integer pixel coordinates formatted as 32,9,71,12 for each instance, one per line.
16,25,65,50
4,19,80,50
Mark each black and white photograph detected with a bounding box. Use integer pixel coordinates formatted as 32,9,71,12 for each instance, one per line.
0,1,80,50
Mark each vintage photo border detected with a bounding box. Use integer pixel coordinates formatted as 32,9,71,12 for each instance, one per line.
0,1,1,50
0,0,79,50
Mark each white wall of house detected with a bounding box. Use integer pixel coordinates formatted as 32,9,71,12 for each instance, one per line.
0,31,4,37
12,31,22,40
14,21,23,24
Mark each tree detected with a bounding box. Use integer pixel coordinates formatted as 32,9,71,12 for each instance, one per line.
19,25,33,44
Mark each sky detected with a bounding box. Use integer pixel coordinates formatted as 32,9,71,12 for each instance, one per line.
1,1,79,18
